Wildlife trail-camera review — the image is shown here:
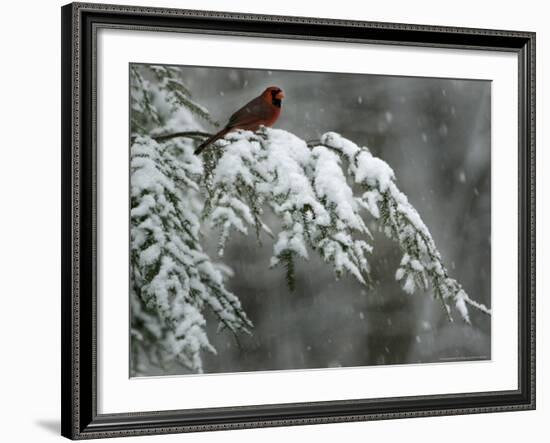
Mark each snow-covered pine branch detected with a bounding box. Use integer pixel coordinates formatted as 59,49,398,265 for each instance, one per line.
130,136,252,373
130,65,251,374
201,128,491,323
320,132,491,322
148,65,218,127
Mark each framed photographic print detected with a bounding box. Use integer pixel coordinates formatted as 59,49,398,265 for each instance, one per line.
61,2,535,439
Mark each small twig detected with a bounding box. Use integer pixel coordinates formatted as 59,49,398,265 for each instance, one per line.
306,139,322,147
152,131,212,142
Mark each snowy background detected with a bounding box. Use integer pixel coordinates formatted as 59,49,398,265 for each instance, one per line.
134,65,491,375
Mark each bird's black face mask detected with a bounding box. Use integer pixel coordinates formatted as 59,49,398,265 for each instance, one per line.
271,89,282,108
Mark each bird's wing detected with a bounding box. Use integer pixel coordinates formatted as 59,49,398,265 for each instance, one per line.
227,96,269,128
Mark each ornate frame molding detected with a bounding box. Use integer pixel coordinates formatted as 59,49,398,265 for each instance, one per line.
61,2,535,439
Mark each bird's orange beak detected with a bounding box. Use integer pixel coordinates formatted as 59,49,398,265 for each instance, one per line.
275,90,285,100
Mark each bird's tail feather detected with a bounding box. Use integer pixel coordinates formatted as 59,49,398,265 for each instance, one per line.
194,128,230,155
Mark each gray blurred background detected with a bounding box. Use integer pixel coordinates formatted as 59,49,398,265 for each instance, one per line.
157,66,491,375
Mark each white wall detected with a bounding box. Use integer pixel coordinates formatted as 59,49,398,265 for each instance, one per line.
0,0,545,441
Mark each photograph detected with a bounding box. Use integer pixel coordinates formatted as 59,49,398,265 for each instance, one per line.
129,63,492,377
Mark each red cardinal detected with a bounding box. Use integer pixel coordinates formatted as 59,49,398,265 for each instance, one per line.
194,86,285,155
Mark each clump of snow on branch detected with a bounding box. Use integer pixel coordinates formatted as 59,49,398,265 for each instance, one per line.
203,128,491,322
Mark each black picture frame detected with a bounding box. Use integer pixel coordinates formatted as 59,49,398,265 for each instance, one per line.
61,2,536,439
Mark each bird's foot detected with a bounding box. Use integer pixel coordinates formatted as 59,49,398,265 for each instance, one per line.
256,125,269,137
